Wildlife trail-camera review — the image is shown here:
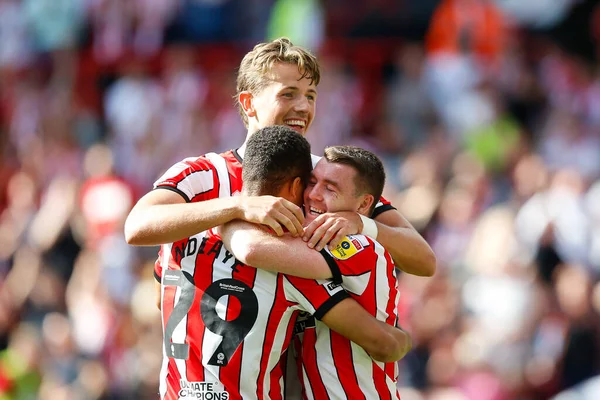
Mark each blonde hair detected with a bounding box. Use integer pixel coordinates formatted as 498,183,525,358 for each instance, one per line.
235,37,321,127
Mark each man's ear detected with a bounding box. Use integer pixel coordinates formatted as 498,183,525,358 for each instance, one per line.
291,177,304,201
357,194,375,216
239,91,256,118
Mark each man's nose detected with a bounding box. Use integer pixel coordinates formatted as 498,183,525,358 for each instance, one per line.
294,96,310,113
307,185,322,201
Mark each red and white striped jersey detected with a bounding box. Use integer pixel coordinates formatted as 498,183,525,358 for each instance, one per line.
152,149,395,284
158,228,348,400
294,234,401,400
152,149,396,399
153,150,245,204
152,151,394,228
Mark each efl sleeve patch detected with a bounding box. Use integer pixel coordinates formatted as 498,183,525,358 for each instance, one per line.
329,235,368,260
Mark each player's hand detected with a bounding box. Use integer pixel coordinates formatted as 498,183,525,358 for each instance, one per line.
303,211,362,251
237,195,305,237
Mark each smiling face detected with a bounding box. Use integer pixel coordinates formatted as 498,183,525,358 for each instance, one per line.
242,62,317,136
304,159,367,223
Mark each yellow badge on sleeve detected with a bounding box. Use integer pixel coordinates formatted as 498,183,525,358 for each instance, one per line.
330,236,365,260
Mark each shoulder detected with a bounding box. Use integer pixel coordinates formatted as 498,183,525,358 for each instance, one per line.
154,153,229,190
163,154,220,173
183,152,225,170
160,152,238,178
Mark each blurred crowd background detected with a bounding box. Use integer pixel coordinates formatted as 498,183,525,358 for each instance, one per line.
2,0,600,399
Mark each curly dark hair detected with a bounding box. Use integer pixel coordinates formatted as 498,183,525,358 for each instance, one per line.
243,125,312,195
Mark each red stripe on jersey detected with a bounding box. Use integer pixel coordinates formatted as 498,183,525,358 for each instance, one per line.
268,352,285,400
330,331,365,400
299,328,329,400
384,248,399,326
185,289,204,384
379,195,392,206
385,360,398,383
372,363,393,400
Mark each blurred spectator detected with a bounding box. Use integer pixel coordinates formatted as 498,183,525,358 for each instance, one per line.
266,0,325,52
159,45,211,162
305,55,362,155
425,0,509,63
493,0,575,29
384,43,434,153
516,169,591,268
22,0,85,53
0,0,33,70
103,59,163,190
538,109,600,181
165,0,236,43
88,0,177,63
0,323,42,399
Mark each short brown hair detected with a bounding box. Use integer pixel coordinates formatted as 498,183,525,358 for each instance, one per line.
323,146,386,216
235,38,321,127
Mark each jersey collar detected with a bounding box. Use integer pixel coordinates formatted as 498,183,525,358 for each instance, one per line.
233,148,244,163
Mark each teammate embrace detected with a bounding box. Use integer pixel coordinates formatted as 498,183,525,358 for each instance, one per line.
125,38,436,400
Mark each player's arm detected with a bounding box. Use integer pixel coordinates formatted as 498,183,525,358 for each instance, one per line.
303,209,436,277
320,298,412,362
372,209,436,276
125,189,305,246
288,277,411,363
219,220,333,280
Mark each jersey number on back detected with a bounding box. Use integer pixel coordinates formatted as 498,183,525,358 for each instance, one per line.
163,270,258,366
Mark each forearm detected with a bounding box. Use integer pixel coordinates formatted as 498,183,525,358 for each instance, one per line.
361,321,411,363
321,298,410,362
375,223,436,276
221,222,333,279
304,209,436,276
125,196,241,246
384,326,412,362
374,211,436,276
